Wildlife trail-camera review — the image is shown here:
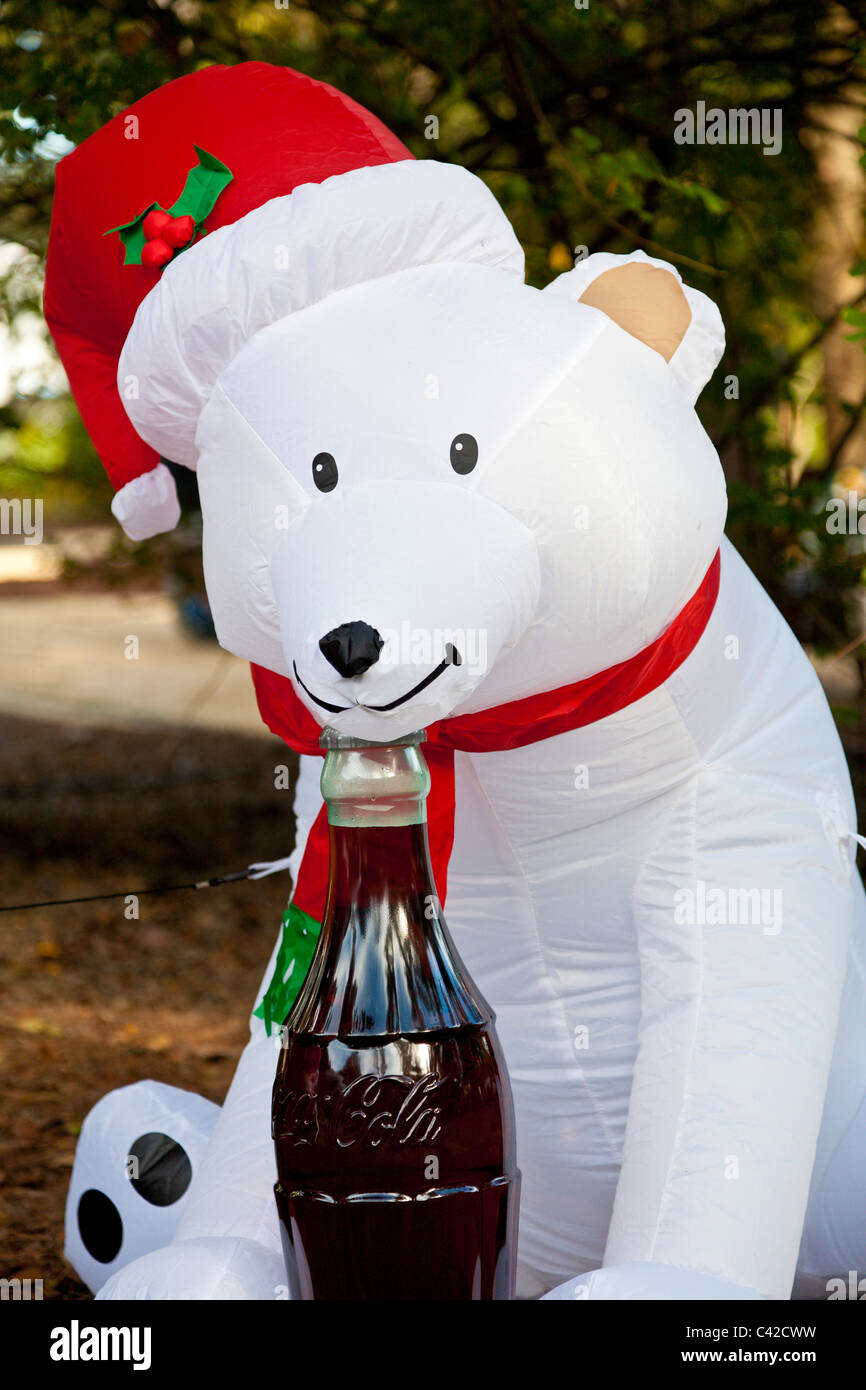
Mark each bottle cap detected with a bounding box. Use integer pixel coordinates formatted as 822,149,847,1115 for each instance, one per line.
319,727,426,750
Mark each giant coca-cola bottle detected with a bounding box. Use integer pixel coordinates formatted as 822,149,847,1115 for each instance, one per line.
272,728,520,1300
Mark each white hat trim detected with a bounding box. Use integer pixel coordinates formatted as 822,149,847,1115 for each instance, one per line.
118,160,525,469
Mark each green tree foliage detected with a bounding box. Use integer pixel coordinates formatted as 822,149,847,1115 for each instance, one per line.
1,1,865,674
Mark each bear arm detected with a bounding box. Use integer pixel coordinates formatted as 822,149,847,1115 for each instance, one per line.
603,769,852,1299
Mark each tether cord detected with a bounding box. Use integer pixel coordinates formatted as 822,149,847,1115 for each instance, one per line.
0,863,292,913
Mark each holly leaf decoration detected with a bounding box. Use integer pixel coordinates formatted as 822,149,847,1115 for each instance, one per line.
171,145,233,225
253,902,322,1037
108,200,159,266
105,145,233,267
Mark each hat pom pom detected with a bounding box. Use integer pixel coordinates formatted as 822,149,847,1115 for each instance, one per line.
110,461,181,540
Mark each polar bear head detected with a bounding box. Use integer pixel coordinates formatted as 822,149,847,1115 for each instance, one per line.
120,161,726,740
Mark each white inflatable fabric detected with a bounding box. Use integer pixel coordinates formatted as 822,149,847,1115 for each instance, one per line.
119,161,524,470
65,1081,219,1293
546,249,724,404
98,158,866,1300
541,1262,763,1301
109,462,180,542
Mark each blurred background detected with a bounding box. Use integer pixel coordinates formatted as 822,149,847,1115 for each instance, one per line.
0,0,864,1297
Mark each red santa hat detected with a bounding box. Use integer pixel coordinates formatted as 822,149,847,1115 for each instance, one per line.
44,61,411,540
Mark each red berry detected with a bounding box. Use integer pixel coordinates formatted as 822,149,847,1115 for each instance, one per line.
162,215,196,249
141,238,174,269
142,208,172,241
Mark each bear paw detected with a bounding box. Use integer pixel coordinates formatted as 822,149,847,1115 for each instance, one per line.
541,1261,764,1301
95,1236,287,1301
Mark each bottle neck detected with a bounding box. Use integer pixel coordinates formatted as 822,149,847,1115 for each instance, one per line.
320,740,430,829
320,732,438,906
320,736,439,912
285,732,491,1038
327,820,438,911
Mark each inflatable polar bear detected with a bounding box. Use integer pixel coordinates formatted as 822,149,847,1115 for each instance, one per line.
84,157,866,1302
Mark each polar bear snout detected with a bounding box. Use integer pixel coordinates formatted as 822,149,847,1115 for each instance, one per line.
303,629,462,716
270,479,541,740
319,621,385,679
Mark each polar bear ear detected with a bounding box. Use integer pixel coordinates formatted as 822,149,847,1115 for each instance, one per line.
579,261,690,362
545,249,724,403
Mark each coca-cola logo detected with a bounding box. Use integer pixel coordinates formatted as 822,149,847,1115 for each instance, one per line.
277,1073,448,1149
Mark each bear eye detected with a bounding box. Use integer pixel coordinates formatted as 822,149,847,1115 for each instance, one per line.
450,433,478,475
312,452,338,493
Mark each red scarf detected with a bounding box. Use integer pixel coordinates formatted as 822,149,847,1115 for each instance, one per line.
252,550,721,923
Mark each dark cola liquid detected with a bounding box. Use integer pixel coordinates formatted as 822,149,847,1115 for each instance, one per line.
273,820,519,1300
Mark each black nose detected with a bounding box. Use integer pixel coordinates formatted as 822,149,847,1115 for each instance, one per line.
319,620,384,679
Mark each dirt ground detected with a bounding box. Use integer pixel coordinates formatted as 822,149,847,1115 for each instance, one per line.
0,712,299,1299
